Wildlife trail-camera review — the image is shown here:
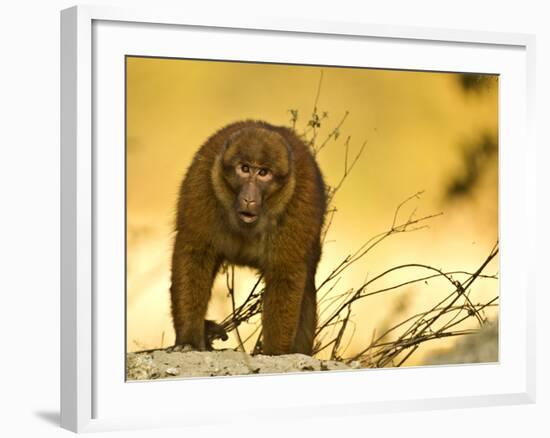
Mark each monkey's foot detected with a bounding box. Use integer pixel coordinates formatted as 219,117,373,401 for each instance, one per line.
166,344,196,353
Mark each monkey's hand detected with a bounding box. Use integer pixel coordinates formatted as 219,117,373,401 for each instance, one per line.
205,320,229,350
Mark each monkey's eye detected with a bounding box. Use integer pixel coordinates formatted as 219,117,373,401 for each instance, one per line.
257,168,272,181
241,164,250,173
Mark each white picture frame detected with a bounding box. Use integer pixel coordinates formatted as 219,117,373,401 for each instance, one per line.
60,4,536,433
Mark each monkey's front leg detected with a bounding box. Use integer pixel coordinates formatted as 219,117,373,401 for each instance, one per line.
170,234,219,350
262,269,307,355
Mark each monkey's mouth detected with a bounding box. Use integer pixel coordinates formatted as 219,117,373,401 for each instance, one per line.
238,211,259,224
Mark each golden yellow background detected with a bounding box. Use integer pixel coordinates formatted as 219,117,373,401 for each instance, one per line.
126,56,498,365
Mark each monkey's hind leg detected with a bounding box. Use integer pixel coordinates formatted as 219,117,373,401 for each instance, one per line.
292,274,317,355
170,234,219,351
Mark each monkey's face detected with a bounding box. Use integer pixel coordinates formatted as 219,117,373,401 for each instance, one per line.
220,128,293,228
232,162,272,224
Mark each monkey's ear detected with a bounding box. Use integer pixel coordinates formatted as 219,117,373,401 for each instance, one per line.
280,136,294,175
283,137,293,164
223,129,244,152
220,129,244,168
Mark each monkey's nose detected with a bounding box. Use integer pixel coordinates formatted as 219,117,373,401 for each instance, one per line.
244,198,256,206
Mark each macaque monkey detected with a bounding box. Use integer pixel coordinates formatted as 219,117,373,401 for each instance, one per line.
170,120,326,355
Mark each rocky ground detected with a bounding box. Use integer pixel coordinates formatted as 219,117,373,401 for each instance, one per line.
127,347,361,380
127,321,498,380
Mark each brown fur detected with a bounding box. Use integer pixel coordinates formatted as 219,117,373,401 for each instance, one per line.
170,120,326,355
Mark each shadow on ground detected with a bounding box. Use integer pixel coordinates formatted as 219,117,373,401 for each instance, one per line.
34,410,59,427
